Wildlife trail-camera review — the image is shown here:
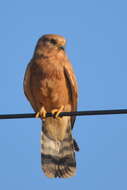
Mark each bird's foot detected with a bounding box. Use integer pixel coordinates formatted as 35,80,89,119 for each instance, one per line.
35,106,47,120
51,105,64,119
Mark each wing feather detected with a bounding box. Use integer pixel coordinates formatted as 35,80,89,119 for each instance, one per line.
64,63,78,129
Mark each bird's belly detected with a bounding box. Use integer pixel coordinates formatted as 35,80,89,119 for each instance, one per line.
34,78,70,112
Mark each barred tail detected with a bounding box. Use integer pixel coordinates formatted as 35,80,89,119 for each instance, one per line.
41,128,77,178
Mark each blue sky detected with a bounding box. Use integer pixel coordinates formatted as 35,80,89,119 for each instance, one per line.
0,0,127,189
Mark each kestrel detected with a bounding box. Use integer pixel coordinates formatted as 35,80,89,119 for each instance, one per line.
23,34,79,178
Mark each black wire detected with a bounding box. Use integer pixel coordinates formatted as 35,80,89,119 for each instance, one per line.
0,109,127,119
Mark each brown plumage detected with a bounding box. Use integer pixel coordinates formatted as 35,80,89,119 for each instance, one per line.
23,34,79,178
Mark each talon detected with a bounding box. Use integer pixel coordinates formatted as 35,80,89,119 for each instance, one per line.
35,112,40,118
35,106,47,120
51,105,64,119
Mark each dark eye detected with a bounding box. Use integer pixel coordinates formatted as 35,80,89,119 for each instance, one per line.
50,39,57,45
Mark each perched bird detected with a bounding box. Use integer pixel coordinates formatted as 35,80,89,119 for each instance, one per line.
23,34,79,178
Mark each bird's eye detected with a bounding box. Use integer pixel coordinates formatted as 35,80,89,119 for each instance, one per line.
50,39,57,45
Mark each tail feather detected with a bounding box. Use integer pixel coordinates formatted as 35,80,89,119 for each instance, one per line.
41,130,77,178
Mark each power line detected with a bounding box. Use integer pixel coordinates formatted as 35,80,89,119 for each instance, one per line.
0,109,127,119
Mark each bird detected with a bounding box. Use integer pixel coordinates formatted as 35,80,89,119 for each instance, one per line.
23,34,79,178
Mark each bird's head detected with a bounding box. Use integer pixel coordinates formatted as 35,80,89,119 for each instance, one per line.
34,34,66,57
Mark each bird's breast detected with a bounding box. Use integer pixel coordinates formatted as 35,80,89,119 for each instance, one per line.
30,60,69,111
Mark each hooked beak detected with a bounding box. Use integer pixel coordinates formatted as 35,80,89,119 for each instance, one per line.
59,46,65,51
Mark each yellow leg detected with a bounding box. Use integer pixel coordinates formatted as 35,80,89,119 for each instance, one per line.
35,106,47,120
51,105,64,119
